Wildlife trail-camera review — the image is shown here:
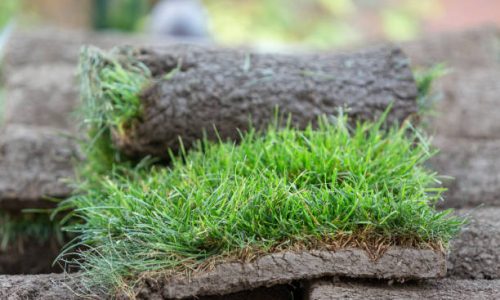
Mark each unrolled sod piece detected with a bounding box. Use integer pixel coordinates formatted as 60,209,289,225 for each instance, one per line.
84,45,418,159
0,247,445,299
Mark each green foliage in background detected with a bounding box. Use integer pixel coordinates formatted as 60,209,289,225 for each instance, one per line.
92,0,150,32
204,0,360,48
204,0,439,48
0,0,18,29
87,0,439,47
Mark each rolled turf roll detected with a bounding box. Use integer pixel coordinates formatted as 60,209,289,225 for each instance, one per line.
81,44,418,159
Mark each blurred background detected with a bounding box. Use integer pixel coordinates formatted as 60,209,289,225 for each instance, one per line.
1,0,500,51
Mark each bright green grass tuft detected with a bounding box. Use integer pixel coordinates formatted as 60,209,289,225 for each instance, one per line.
64,112,463,294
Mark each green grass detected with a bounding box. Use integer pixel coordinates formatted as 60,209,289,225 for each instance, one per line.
77,46,153,179
80,47,150,137
64,111,463,295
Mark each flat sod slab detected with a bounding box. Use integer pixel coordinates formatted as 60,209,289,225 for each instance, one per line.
130,247,445,299
400,25,500,70
3,63,80,130
429,69,500,141
426,70,500,208
448,208,500,279
419,70,500,209
2,27,160,72
0,125,79,210
306,278,500,300
432,137,500,209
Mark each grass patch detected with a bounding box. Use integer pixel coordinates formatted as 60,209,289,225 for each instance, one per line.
64,111,463,295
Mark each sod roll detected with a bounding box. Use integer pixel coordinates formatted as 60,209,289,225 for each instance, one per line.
88,44,418,159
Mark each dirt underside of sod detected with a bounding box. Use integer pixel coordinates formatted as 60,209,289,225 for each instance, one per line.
0,247,446,300
124,247,446,299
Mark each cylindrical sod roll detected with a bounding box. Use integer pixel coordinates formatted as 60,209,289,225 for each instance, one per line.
93,45,419,159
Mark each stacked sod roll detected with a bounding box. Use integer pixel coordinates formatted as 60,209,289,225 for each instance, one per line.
66,44,463,298
81,44,419,159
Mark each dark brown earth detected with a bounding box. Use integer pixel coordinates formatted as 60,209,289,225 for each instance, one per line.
306,278,500,300
429,69,500,140
107,44,418,159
